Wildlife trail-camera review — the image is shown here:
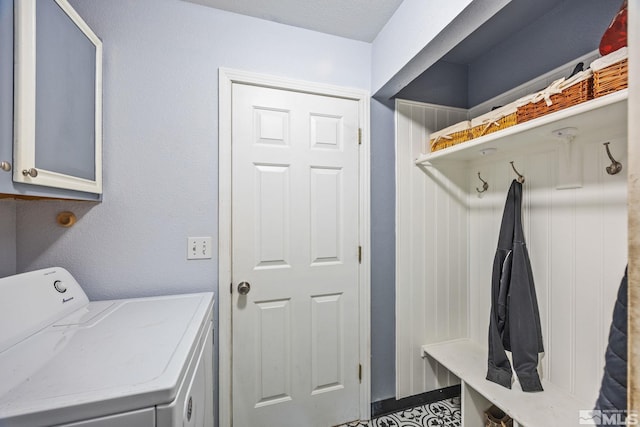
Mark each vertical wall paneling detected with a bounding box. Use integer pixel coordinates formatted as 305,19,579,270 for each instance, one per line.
574,142,603,403
409,104,426,394
396,98,628,406
395,100,468,399
525,151,554,381
395,101,413,399
468,140,627,404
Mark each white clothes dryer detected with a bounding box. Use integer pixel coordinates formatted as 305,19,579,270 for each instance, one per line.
0,267,214,427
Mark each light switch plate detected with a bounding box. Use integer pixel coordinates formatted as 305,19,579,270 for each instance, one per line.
187,237,212,260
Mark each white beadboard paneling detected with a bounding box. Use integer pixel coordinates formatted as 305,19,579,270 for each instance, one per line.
395,100,469,399
595,138,628,404
548,186,575,393
472,144,628,400
466,140,627,401
448,177,467,339
468,159,513,346
409,104,428,394
573,142,606,404
396,101,418,399
525,151,554,381
396,97,627,406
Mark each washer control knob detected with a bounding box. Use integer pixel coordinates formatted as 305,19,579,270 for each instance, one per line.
53,280,67,293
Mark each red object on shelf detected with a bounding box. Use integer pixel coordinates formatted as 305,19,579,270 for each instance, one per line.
600,0,627,56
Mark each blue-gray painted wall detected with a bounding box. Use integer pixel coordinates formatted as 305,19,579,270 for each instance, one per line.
1,0,401,412
397,0,624,108
370,97,396,402
9,0,372,423
0,0,15,278
467,0,623,106
395,60,468,108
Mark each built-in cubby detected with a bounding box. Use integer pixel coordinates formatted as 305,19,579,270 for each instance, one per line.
395,53,628,424
423,339,595,426
396,86,627,426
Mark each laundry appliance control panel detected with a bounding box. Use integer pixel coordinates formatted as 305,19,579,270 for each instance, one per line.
0,267,89,353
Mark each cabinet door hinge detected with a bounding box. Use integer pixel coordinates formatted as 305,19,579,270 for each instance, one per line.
358,128,362,145
358,364,362,383
358,246,362,264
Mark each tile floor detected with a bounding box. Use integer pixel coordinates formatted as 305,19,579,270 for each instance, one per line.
336,397,461,427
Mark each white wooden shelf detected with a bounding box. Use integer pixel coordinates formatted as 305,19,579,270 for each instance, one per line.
415,90,628,166
422,339,593,427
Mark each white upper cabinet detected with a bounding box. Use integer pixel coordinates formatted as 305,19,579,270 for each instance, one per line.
13,0,102,195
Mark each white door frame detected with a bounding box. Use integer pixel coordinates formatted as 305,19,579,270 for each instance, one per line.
218,68,371,427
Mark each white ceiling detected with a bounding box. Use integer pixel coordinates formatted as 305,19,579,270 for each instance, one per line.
182,0,404,42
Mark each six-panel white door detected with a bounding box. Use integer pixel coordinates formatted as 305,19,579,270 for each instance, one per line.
231,83,361,427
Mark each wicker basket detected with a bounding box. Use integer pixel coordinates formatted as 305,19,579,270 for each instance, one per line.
592,47,628,98
594,58,628,98
470,103,518,139
517,71,593,124
429,120,471,152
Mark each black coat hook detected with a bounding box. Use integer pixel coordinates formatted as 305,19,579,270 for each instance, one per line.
603,142,622,175
476,172,488,193
510,161,525,184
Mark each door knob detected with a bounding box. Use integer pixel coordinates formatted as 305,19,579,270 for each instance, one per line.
22,168,38,178
237,282,251,295
0,161,11,172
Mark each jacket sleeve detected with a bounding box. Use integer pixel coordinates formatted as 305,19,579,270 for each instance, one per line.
508,242,544,392
486,249,514,389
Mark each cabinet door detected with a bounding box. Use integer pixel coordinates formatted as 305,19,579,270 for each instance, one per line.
14,0,102,194
0,0,12,184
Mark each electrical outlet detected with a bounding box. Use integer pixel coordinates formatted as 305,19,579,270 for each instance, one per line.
187,237,212,260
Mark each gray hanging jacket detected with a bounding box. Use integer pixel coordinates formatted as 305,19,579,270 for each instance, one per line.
486,180,544,392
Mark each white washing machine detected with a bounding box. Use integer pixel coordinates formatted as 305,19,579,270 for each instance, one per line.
0,267,214,427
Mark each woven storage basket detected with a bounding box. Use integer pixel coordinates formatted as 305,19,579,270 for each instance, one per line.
470,103,518,139
592,48,628,98
429,120,471,152
517,71,593,124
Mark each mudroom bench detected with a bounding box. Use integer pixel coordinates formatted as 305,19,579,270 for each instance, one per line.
422,339,592,427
